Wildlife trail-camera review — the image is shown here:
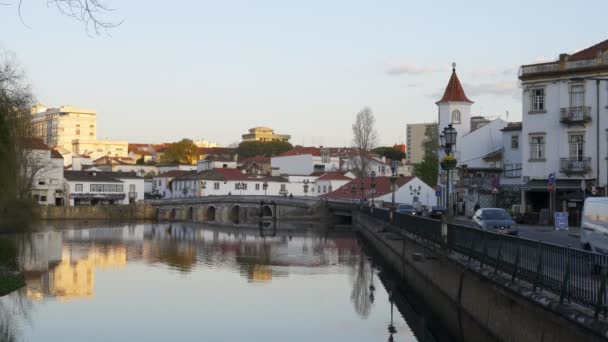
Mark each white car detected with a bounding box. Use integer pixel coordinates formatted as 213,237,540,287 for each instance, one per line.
580,197,608,253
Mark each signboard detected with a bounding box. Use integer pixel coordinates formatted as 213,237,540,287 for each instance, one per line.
548,173,556,184
548,172,556,193
554,212,569,230
435,189,441,197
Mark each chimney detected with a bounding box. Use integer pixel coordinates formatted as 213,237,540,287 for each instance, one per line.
72,155,82,171
271,167,280,177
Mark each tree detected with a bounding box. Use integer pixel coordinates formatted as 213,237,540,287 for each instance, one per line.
413,124,438,187
160,139,199,164
371,146,405,161
13,0,122,34
351,107,378,177
236,141,293,159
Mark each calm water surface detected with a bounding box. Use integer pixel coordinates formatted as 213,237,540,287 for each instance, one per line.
0,222,447,341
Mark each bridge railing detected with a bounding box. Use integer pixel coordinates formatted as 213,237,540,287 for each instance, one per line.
355,206,608,317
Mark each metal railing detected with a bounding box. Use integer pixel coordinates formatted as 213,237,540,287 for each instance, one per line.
560,106,592,124
560,157,591,174
356,207,608,318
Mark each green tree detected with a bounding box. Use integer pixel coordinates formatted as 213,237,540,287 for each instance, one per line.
236,141,293,159
413,124,438,187
371,146,405,161
160,139,199,164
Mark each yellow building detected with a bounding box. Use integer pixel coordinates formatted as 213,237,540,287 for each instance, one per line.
72,139,129,160
31,104,97,151
241,127,290,142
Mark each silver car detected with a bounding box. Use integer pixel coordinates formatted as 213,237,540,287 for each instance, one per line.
580,197,608,253
472,208,518,235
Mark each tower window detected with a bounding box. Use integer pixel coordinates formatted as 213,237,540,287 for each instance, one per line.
451,110,461,124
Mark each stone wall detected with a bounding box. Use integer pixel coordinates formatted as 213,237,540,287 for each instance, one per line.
355,213,608,342
36,204,155,221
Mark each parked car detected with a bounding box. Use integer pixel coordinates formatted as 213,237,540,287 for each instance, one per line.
472,208,518,235
428,206,447,219
397,204,416,215
580,197,608,253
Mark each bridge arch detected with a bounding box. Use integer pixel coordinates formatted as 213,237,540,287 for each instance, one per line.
229,205,240,224
206,206,216,222
261,205,273,217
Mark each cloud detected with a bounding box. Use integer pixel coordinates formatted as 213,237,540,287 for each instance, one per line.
386,63,445,76
464,81,518,97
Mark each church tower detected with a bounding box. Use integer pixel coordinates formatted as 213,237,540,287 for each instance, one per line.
436,63,473,137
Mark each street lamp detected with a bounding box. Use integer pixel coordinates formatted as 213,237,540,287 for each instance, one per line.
570,77,608,196
370,171,377,209
390,160,398,220
387,291,397,342
201,181,206,197
263,180,268,197
441,124,458,216
303,179,310,197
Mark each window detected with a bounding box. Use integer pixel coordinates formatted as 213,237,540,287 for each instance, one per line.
511,135,519,149
242,183,247,190
451,110,461,124
38,179,46,185
322,185,327,193
50,179,59,185
280,184,286,191
318,186,321,193
328,185,333,192
531,88,545,112
76,129,80,135
214,182,220,190
130,184,136,192
569,134,585,161
504,163,522,178
235,183,239,190
75,184,83,192
255,183,260,190
529,134,545,160
570,84,585,108
40,196,47,202
321,153,330,163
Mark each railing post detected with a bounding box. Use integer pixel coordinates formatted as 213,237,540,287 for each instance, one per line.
511,245,520,283
441,219,448,249
494,241,502,275
560,246,572,304
468,235,476,263
533,240,543,292
480,235,488,269
595,266,608,320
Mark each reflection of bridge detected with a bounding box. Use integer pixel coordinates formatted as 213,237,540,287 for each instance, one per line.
149,196,353,225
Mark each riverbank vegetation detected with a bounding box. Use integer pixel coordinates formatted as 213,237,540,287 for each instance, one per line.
0,238,24,296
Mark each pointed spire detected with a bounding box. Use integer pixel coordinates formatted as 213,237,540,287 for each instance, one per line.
436,63,473,104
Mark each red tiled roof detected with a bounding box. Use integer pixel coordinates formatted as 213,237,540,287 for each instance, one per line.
17,137,50,150
177,168,288,182
238,155,270,165
316,172,352,181
277,147,321,157
436,67,473,104
321,176,415,199
569,39,608,61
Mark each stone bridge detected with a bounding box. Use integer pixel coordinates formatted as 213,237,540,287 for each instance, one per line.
149,196,353,225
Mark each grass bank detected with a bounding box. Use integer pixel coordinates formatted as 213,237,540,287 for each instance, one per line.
0,274,25,297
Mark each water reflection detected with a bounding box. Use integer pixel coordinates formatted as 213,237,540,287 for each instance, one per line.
0,222,452,341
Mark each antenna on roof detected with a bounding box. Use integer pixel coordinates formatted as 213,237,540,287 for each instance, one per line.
452,62,456,72
506,110,509,122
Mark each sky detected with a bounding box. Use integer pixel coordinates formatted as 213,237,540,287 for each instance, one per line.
1,0,607,147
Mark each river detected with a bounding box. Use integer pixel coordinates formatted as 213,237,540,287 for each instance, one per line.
0,222,452,341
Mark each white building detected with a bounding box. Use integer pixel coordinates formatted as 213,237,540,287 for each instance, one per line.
171,168,289,199
519,39,608,223
271,147,340,175
152,170,194,198
20,138,65,206
64,170,144,205
314,172,355,196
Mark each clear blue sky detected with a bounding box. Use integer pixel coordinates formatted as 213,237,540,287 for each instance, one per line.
1,0,607,147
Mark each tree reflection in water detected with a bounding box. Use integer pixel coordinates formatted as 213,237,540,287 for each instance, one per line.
0,288,33,342
350,253,373,317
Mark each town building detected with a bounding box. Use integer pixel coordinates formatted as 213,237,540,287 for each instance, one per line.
519,39,608,224
72,139,129,160
63,170,144,205
241,127,291,142
31,104,97,151
271,147,340,175
128,143,158,163
193,139,219,148
406,123,435,164
314,172,355,196
322,176,437,208
152,170,194,198
238,156,271,176
19,138,65,206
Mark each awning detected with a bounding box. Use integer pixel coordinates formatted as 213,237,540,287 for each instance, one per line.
521,179,591,191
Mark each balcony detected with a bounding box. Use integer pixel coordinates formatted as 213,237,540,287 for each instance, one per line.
560,157,591,175
560,107,591,125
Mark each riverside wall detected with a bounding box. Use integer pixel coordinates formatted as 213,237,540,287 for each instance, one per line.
36,204,155,221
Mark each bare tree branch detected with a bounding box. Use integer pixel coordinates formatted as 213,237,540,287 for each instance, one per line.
351,107,378,177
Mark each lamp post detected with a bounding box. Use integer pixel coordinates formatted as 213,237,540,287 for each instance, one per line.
359,180,365,207
263,180,268,197
303,179,310,197
370,171,376,209
238,181,246,196
440,124,458,216
201,181,206,197
390,160,398,221
387,291,397,342
182,184,188,198
570,77,608,196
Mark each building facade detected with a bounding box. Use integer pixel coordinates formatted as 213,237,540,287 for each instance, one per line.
20,138,65,206
31,105,97,151
72,139,129,160
271,147,340,175
406,123,435,164
519,39,608,224
241,127,291,142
